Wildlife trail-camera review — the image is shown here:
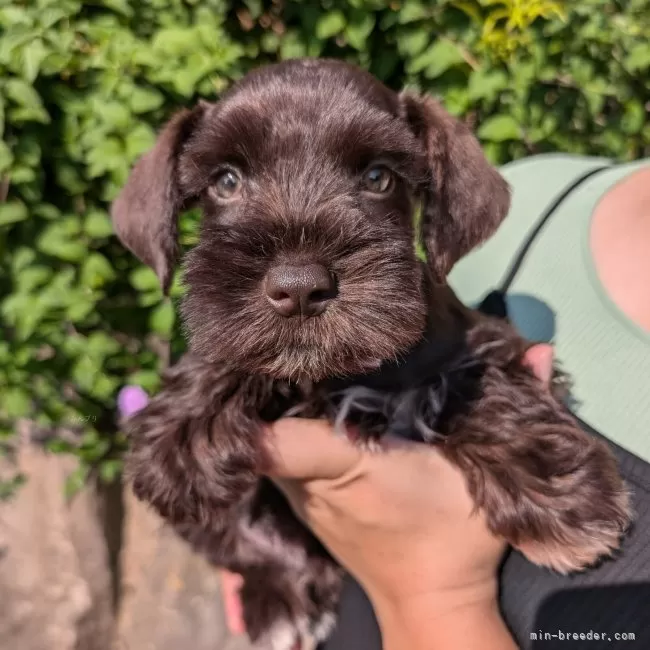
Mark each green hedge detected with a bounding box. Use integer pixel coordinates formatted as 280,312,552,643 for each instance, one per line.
1,0,649,489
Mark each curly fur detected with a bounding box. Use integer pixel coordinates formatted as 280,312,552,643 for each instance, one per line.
113,59,631,650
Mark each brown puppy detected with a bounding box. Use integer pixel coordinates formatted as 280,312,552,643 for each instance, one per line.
112,59,631,650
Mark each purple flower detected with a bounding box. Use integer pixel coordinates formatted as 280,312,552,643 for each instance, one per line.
117,385,149,418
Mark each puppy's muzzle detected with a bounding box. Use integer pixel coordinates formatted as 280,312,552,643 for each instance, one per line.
265,263,337,318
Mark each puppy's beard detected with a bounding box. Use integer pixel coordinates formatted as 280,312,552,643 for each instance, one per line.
182,224,428,381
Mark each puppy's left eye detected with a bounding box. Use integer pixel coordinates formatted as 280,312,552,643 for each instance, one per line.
361,166,394,195
212,169,243,201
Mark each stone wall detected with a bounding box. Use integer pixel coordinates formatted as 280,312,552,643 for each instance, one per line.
0,428,252,650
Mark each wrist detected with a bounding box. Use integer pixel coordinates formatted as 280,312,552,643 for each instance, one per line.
371,578,516,650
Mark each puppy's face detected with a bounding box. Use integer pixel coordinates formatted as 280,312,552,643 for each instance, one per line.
112,59,510,381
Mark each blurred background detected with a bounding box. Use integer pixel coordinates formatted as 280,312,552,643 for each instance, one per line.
0,0,648,648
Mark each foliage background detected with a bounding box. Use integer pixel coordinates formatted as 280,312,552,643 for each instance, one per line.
1,0,649,491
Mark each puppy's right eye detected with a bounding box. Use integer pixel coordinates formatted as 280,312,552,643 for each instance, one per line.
211,169,243,201
361,166,394,195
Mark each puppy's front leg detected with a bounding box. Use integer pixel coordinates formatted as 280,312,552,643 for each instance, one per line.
124,354,263,528
444,361,632,574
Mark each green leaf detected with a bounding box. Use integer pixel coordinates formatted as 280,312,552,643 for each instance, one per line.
86,331,121,359
150,300,175,336
621,100,645,135
468,69,508,102
46,439,76,454
15,265,51,292
101,0,133,17
5,78,50,123
406,39,465,78
125,123,156,160
625,44,650,72
477,115,522,142
127,370,161,392
22,37,48,83
129,87,164,114
37,222,87,261
315,11,346,39
398,0,429,24
397,28,430,58
72,356,100,392
1,388,31,418
99,459,123,483
345,11,376,51
130,266,160,291
11,247,35,273
0,139,13,172
66,299,96,323
96,102,132,130
81,253,116,288
84,210,114,238
0,201,28,226
280,31,308,59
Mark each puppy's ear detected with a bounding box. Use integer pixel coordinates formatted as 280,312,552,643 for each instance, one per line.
111,105,205,293
400,92,511,280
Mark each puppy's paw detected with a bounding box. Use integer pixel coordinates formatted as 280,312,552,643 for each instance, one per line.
513,484,631,573
125,354,261,525
255,618,302,650
480,432,632,574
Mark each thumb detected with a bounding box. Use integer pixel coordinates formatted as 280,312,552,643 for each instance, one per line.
522,343,554,387
264,417,362,481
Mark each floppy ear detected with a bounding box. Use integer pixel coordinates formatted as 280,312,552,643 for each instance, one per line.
400,92,511,280
111,105,205,293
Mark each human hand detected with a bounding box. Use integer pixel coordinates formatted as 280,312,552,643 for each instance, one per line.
264,344,553,648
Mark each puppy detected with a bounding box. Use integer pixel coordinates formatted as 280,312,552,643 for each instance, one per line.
112,59,631,649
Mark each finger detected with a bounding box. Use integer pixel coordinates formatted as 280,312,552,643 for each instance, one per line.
220,570,245,636
264,417,362,481
522,343,554,387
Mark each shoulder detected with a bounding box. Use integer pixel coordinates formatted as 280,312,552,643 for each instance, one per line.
449,154,612,306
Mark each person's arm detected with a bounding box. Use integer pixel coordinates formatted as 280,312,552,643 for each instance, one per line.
375,589,516,650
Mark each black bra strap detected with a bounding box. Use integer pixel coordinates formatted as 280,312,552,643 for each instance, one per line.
499,163,612,293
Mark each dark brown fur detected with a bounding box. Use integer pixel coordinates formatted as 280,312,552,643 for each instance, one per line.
112,59,631,649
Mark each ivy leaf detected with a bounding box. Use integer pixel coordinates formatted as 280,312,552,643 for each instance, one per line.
1,388,32,418
129,87,164,114
130,266,160,292
621,100,645,135
5,78,50,123
315,11,346,39
0,201,28,226
345,11,376,51
396,28,430,58
468,69,508,102
96,102,132,131
81,253,116,288
406,40,465,79
625,44,650,72
99,459,123,483
84,210,114,238
398,0,429,24
150,300,175,336
478,115,522,142
22,37,48,83
0,139,13,172
125,123,156,160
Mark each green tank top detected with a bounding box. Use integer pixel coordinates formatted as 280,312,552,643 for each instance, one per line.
449,154,650,463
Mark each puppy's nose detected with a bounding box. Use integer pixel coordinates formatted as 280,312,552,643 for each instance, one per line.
265,264,336,317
